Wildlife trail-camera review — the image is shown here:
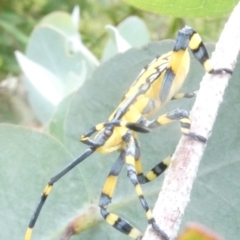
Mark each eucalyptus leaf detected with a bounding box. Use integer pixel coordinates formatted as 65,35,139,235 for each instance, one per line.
102,16,150,61
48,94,75,143
71,6,81,31
38,11,99,67
15,51,64,105
25,27,90,87
39,12,80,37
0,124,89,240
105,25,131,53
18,11,97,124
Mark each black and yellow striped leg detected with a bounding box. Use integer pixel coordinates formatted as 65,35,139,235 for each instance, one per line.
160,27,232,104
99,150,125,208
124,132,169,240
146,108,206,143
184,26,232,75
25,148,95,240
99,150,143,239
137,155,172,184
95,108,206,143
81,125,115,147
82,120,150,134
81,121,149,148
133,137,171,184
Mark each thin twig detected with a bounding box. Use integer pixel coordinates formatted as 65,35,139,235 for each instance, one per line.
143,2,240,240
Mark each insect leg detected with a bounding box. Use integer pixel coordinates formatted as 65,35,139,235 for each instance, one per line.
140,155,172,184
25,148,94,240
99,150,143,239
123,132,169,240
133,136,171,184
81,122,111,138
146,108,207,143
102,120,150,133
81,124,116,147
184,26,232,74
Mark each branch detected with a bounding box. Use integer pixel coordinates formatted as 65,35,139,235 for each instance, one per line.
142,3,240,240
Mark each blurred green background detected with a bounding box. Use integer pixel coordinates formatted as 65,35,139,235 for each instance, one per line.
0,0,232,126
0,0,229,81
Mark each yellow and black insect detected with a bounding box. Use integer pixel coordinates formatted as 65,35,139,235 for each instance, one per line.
25,26,232,240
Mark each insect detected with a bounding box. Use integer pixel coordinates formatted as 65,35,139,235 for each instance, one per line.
25,25,232,240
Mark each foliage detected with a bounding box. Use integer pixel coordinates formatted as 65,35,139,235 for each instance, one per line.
0,0,143,79
0,1,239,240
14,9,150,124
0,0,231,80
124,0,238,18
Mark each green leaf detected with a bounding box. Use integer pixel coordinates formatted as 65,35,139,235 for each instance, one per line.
117,16,150,47
105,25,132,52
38,11,99,67
39,11,80,37
15,50,86,124
102,16,150,61
16,11,99,124
15,51,65,105
124,0,238,18
71,6,81,31
0,18,28,44
0,90,19,124
48,94,75,144
0,124,91,240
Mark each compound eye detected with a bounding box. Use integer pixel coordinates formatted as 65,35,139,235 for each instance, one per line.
104,129,112,137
